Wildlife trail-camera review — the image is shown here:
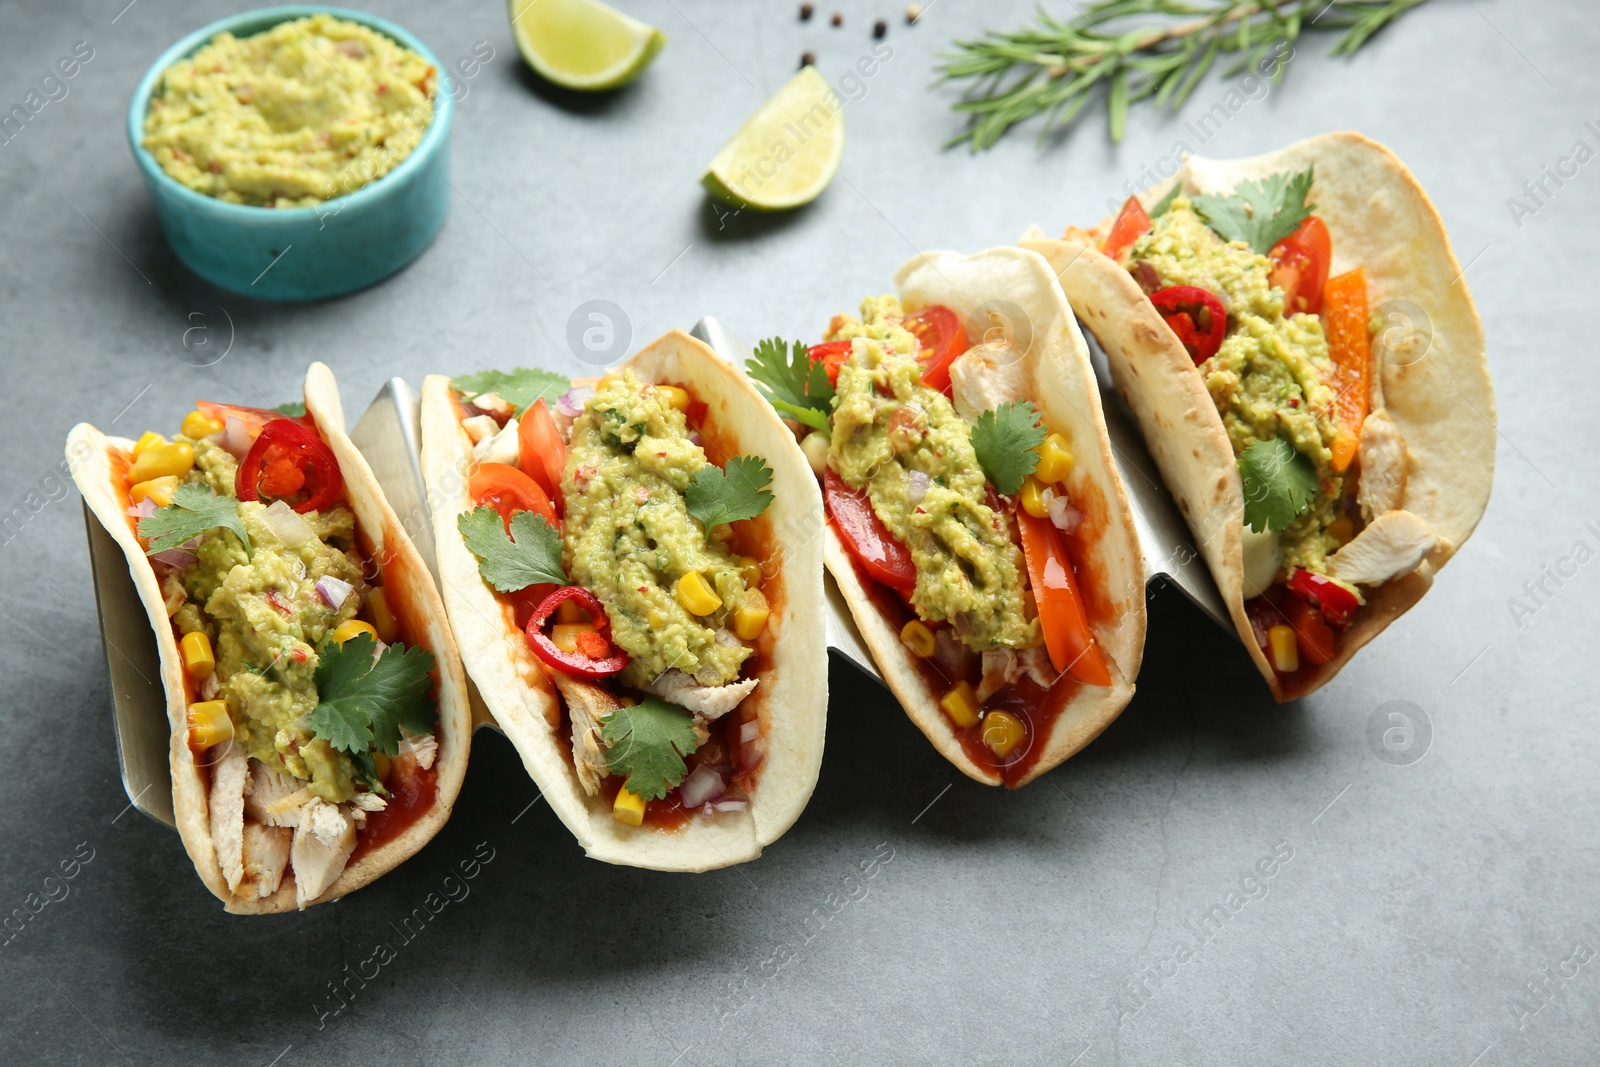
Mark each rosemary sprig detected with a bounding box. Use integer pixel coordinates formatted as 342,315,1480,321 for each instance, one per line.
938,1,1431,152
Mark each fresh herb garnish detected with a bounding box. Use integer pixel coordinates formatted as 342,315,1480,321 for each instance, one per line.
1191,167,1316,255
746,337,834,431
457,505,567,593
971,401,1047,496
686,456,774,530
452,367,570,413
938,2,1429,151
308,632,437,791
138,482,252,558
275,401,306,417
601,697,698,801
1239,437,1319,533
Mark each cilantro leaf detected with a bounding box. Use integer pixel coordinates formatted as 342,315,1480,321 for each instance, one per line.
746,337,834,431
457,505,567,592
138,482,252,558
309,632,438,768
970,401,1047,496
275,401,306,417
1191,166,1315,254
1239,437,1319,533
452,367,570,413
601,697,699,801
686,455,774,529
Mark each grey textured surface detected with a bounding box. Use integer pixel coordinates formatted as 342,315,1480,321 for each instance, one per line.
2,1,1595,1063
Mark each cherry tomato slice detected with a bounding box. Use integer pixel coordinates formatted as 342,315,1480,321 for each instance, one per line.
1102,195,1153,262
823,468,916,596
516,400,567,507
525,586,628,679
469,462,558,532
1286,567,1360,630
807,341,854,386
1016,511,1111,686
1269,216,1332,316
236,418,344,513
1149,285,1228,365
903,305,970,395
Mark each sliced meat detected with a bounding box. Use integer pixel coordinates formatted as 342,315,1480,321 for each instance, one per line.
239,824,291,899
932,627,978,682
244,761,304,828
975,646,1060,702
291,798,356,909
1356,409,1408,521
1019,645,1059,689
350,792,388,812
949,344,1030,426
399,727,438,771
1328,510,1438,586
646,669,759,721
208,743,250,895
553,674,621,797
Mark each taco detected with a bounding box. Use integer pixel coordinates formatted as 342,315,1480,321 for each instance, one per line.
747,247,1145,787
1021,131,1494,700
67,363,471,912
420,330,825,872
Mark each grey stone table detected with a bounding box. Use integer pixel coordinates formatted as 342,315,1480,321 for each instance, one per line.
2,1,1594,1063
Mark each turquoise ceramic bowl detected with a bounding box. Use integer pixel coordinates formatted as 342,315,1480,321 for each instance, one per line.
128,6,453,301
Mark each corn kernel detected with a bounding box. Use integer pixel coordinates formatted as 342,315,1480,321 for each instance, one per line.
554,598,588,624
182,411,224,439
127,441,195,484
676,571,722,616
598,375,622,391
332,619,379,646
733,589,770,640
180,631,215,680
939,681,982,728
1035,433,1074,484
132,431,167,457
653,384,691,411
1268,625,1299,673
982,710,1026,757
1326,516,1354,546
900,620,936,658
551,623,596,653
129,475,179,508
364,586,401,643
373,750,392,784
186,700,233,749
1019,476,1052,519
612,786,646,826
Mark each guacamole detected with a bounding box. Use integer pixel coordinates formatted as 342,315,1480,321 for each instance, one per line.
142,14,435,209
1130,199,1343,573
562,374,756,689
827,298,1036,651
172,439,367,802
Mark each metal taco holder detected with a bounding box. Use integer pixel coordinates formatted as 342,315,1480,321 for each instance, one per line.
85,316,1227,831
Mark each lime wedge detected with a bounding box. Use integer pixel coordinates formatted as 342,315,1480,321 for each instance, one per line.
509,0,665,91
702,67,845,212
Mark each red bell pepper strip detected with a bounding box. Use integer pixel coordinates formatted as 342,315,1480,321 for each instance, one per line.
1149,286,1228,365
1286,568,1360,630
1102,196,1152,262
823,468,916,596
1016,511,1111,686
1287,593,1337,665
1323,267,1370,473
236,418,343,513
525,586,628,679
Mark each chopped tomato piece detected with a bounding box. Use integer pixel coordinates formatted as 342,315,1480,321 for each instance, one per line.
469,462,558,531
1102,195,1153,262
1286,567,1360,630
823,468,916,596
1269,217,1333,316
902,304,970,395
808,341,854,386
194,401,290,441
516,399,567,506
1322,267,1370,473
236,418,343,513
1016,511,1111,686
1149,286,1227,365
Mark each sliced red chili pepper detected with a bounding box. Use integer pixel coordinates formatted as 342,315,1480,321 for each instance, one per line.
823,468,916,596
237,418,344,513
525,586,628,679
1286,568,1360,630
1149,286,1227,365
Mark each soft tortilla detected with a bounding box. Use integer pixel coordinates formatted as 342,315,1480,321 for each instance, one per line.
1021,131,1494,700
421,330,827,872
824,247,1146,787
67,361,472,913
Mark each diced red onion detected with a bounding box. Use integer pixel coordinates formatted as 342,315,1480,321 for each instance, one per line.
222,416,252,458
709,796,748,813
316,576,354,610
555,386,595,418
260,500,314,548
1047,494,1082,533
126,499,157,519
907,469,930,504
739,719,761,744
688,432,702,447
150,549,195,569
679,764,727,808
